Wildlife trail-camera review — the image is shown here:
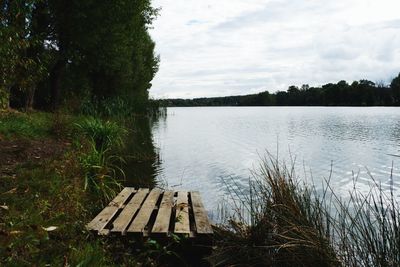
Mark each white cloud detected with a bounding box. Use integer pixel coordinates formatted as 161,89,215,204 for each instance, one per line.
149,0,400,99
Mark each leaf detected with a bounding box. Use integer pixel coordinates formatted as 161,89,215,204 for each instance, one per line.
10,230,23,235
42,226,58,232
3,188,17,194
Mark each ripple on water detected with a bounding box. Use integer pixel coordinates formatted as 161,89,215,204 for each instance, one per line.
153,107,400,213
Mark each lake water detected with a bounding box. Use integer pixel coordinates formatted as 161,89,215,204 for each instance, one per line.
150,107,400,217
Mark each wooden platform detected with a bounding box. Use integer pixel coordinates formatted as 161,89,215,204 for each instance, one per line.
87,188,213,237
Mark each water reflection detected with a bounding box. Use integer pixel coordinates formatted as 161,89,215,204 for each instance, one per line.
151,107,400,215
122,115,163,188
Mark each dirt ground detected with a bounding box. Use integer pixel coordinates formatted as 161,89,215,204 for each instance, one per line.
0,137,70,177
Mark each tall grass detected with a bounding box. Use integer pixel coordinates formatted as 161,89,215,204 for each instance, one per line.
76,117,126,151
211,155,400,267
75,117,126,203
78,143,124,203
333,176,400,266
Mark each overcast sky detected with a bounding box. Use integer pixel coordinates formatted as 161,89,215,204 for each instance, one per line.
149,0,400,99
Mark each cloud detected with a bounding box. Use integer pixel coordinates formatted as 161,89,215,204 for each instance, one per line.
149,0,400,99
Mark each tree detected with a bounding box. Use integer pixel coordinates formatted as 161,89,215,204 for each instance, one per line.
48,0,159,110
391,73,400,105
0,0,52,110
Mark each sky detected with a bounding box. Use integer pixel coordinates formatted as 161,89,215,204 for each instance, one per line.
149,0,400,99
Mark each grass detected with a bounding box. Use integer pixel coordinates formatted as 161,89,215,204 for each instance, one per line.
79,143,124,204
76,117,126,151
0,110,181,266
211,155,400,267
211,156,338,267
75,117,127,204
0,150,109,265
0,111,52,139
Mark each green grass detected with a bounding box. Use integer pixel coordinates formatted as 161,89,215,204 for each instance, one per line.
79,143,124,204
75,117,126,151
0,153,111,266
0,110,186,266
75,117,127,204
0,111,52,139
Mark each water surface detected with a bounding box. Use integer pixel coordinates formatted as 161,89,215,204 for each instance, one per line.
151,107,400,217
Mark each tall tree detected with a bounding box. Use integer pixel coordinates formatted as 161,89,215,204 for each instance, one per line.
391,73,400,105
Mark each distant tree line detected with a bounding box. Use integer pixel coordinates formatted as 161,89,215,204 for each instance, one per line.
0,0,159,111
161,74,400,107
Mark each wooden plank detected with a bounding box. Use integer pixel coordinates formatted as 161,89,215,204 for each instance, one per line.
190,191,213,234
152,191,174,234
127,189,162,233
111,188,149,234
174,191,190,234
86,187,136,232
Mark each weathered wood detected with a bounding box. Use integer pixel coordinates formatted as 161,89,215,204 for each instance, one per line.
174,191,190,234
190,191,213,234
127,189,162,233
152,191,174,234
111,188,149,234
86,187,136,232
89,187,213,238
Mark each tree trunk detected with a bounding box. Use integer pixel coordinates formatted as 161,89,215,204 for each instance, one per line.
25,87,35,111
50,59,65,111
0,87,10,110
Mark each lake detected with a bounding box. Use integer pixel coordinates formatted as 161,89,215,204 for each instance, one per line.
150,107,400,218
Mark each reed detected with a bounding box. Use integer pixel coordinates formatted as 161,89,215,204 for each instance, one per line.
211,155,400,267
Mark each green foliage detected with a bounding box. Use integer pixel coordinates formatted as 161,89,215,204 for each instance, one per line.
0,0,52,109
80,96,139,118
0,110,169,266
78,144,123,204
48,0,159,110
390,73,400,104
162,75,400,107
0,155,99,266
0,111,52,139
75,117,126,203
1,0,159,111
69,242,112,267
76,117,126,151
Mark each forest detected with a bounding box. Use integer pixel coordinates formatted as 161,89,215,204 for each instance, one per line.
0,0,159,112
162,75,400,106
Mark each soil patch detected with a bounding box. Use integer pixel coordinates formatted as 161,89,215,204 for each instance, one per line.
0,138,70,177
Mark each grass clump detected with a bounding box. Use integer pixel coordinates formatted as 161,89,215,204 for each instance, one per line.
78,143,124,204
211,156,338,267
75,117,126,204
212,155,400,267
333,177,400,266
76,117,126,151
